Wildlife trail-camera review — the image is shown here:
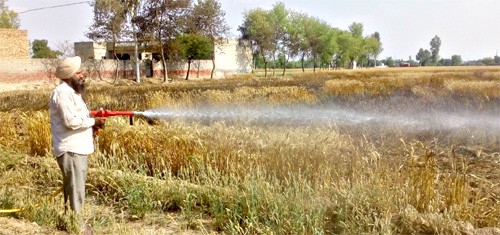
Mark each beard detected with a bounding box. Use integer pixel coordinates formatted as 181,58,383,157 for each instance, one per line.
67,77,86,94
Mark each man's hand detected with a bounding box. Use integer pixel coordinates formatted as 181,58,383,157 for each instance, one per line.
93,117,106,129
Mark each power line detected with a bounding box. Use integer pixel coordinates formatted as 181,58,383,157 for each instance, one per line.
17,1,92,14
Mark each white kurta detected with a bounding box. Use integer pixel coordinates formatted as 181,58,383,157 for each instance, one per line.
49,82,95,157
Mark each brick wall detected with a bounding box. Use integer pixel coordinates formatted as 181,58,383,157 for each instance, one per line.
0,58,55,83
0,29,30,59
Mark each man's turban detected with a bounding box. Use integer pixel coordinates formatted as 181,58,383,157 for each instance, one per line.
55,56,82,79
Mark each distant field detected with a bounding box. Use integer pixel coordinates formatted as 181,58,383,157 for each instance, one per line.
0,67,499,234
251,65,500,77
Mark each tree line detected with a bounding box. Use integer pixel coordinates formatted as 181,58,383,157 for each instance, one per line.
2,0,500,79
0,0,18,29
238,2,383,77
86,0,229,82
87,1,384,79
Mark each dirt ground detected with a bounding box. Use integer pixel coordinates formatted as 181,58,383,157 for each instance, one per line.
0,217,66,235
0,215,208,235
0,81,54,93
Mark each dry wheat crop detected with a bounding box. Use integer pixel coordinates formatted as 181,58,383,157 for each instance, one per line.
1,67,499,234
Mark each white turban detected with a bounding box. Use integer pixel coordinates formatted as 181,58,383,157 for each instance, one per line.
55,56,82,79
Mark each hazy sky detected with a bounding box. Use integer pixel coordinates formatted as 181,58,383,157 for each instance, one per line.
9,0,500,61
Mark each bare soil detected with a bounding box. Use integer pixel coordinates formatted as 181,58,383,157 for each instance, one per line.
0,217,65,235
0,81,54,93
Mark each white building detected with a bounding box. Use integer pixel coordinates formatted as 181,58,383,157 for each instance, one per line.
74,39,253,79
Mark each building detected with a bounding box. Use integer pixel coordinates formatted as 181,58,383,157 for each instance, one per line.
0,29,30,59
73,41,108,60
74,39,253,79
0,29,49,83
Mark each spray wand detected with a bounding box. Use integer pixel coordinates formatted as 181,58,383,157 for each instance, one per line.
89,110,145,134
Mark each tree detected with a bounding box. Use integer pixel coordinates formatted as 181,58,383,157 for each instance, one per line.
87,0,129,82
345,22,364,68
430,35,441,65
286,11,308,72
336,29,361,69
451,55,462,66
137,0,192,82
0,0,19,29
363,35,381,67
252,51,265,68
32,39,61,58
177,33,212,80
239,8,274,78
276,52,286,68
331,24,381,69
88,0,146,82
416,48,431,66
87,0,128,48
368,32,383,66
267,2,288,76
349,22,363,38
383,57,395,67
303,17,336,72
189,0,229,79
439,58,452,66
32,39,62,79
480,57,494,65
54,40,75,58
123,0,143,83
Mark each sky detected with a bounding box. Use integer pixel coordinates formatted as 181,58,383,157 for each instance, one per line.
8,0,500,61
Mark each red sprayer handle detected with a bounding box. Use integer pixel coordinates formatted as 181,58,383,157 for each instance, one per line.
89,110,143,136
89,110,135,118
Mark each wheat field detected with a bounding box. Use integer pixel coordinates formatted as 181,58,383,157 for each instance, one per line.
0,67,499,234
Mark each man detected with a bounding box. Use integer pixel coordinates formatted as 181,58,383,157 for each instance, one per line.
49,56,105,215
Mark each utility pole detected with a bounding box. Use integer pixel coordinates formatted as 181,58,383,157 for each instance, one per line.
133,24,140,83
131,1,141,83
